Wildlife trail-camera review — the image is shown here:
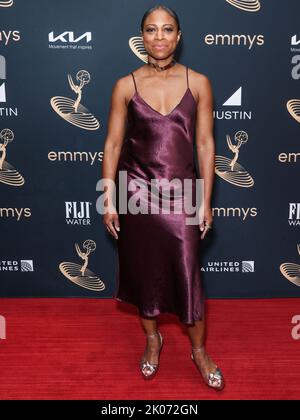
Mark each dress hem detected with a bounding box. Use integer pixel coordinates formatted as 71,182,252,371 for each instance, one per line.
114,296,204,326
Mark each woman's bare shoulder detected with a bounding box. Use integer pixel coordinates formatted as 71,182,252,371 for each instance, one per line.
188,67,213,102
188,67,212,87
112,66,145,101
115,66,146,85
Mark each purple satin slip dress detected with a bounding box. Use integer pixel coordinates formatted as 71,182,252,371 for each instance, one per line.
114,65,204,325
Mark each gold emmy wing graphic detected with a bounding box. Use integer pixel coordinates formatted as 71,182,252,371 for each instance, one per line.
287,99,300,123
50,70,100,130
0,0,13,7
226,0,261,12
0,129,25,186
129,37,148,63
280,244,300,287
59,240,105,291
215,130,254,187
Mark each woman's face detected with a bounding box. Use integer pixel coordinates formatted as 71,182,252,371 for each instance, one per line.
141,9,181,59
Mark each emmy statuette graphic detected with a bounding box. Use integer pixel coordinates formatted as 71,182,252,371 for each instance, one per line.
280,244,300,287
215,130,254,187
226,0,261,12
50,70,100,130
0,0,13,7
287,99,300,123
59,240,105,291
0,129,25,186
129,37,148,63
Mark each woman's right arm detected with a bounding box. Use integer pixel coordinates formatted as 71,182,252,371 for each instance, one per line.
102,76,129,240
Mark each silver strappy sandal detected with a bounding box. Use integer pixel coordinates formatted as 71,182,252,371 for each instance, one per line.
191,346,225,391
140,330,163,380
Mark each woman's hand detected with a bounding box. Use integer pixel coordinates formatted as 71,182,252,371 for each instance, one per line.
103,209,120,240
199,205,213,240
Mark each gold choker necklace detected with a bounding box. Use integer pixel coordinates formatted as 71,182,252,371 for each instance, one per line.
147,58,177,72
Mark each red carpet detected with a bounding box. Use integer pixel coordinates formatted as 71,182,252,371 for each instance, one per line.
0,297,299,400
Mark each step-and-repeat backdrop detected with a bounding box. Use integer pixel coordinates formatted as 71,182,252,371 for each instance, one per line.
0,0,299,298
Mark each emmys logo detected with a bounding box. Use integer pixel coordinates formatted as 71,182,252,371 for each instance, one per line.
204,34,264,49
278,151,300,164
50,70,100,130
48,150,103,164
65,201,91,225
0,129,25,186
291,315,300,340
214,87,252,120
287,99,300,123
0,315,6,340
280,244,300,287
0,207,31,220
226,0,261,12
288,203,300,226
0,30,20,46
59,240,105,291
213,207,257,220
48,31,92,50
0,0,13,7
215,131,254,187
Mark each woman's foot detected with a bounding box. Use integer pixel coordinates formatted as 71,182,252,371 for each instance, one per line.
140,331,163,379
191,346,225,391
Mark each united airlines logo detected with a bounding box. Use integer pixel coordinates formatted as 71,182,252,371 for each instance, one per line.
0,260,34,272
201,260,255,273
20,260,34,272
226,0,261,12
242,261,254,272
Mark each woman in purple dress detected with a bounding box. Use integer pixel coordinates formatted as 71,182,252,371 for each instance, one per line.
102,5,224,391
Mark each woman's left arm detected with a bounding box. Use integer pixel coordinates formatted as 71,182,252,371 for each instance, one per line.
194,74,215,238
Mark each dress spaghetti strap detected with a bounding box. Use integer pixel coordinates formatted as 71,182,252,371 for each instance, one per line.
186,66,189,89
131,72,137,93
